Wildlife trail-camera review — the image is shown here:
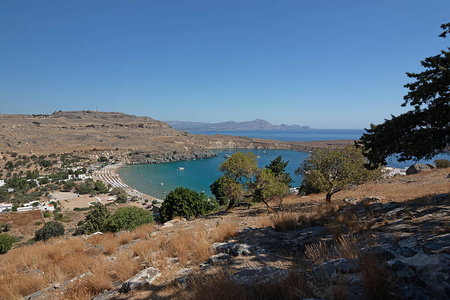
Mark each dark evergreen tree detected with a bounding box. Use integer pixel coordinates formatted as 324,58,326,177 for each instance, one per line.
360,23,450,167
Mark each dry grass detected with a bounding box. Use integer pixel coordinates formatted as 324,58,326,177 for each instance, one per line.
179,268,313,300
210,222,238,243
360,254,394,300
270,211,302,232
305,234,359,264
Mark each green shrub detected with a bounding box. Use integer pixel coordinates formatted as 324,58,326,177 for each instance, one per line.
0,234,16,254
160,187,211,222
434,159,450,168
104,207,153,232
75,203,110,235
34,221,65,241
0,223,12,232
42,210,51,218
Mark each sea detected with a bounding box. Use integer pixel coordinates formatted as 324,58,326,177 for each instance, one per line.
117,129,449,199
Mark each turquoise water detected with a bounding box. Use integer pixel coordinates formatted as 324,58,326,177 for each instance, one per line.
118,129,450,199
118,149,309,199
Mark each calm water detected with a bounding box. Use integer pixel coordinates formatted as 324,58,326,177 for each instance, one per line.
118,149,309,200
118,129,449,199
188,129,365,142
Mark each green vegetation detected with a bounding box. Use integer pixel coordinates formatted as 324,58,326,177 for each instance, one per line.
360,23,450,167
0,234,16,254
0,223,11,232
434,159,450,168
111,187,127,203
77,203,110,235
104,207,153,232
160,187,217,222
295,145,383,203
215,152,290,209
34,221,65,241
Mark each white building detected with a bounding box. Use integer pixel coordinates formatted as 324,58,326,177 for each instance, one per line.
0,180,5,187
0,203,12,212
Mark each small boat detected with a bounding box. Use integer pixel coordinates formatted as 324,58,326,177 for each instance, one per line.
177,167,184,171
160,183,164,186
263,150,266,154
257,156,260,159
224,154,231,158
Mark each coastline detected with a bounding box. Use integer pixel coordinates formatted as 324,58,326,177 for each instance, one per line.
93,163,158,201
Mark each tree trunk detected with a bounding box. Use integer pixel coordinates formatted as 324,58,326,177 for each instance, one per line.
326,193,332,204
226,199,235,210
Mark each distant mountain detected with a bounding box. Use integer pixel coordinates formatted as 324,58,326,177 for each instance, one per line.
165,119,311,131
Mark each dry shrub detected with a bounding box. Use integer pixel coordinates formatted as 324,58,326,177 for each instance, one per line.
257,215,272,228
270,212,301,232
209,222,238,243
179,269,312,300
167,230,195,263
14,274,46,297
360,254,394,300
130,239,153,261
334,235,359,259
190,237,212,264
59,251,92,277
305,241,329,264
112,251,141,282
132,224,155,240
116,231,133,245
65,265,113,300
86,233,105,245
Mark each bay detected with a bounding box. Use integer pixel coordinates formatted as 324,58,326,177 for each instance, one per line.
118,149,309,200
117,129,449,199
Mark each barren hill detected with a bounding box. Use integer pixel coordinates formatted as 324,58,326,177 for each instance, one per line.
0,111,352,162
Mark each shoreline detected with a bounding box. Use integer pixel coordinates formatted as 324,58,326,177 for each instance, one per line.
93,163,159,201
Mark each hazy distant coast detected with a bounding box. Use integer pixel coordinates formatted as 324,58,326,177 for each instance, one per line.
165,119,311,131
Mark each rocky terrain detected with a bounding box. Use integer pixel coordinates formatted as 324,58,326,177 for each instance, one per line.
4,167,447,300
0,111,351,164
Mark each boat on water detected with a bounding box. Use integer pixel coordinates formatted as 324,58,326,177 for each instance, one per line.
160,183,164,186
224,154,231,158
177,167,184,171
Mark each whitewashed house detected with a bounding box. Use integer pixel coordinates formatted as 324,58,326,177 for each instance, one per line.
0,203,12,212
0,180,5,187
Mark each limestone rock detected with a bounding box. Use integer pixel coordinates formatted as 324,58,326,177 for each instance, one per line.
343,197,358,205
406,164,431,175
120,267,160,293
230,266,289,285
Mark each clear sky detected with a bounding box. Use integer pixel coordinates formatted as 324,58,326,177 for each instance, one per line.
0,1,448,129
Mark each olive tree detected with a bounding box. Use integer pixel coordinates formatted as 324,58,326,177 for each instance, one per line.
217,152,290,209
218,152,258,209
296,145,382,203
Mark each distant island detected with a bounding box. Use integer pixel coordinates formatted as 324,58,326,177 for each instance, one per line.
165,119,311,131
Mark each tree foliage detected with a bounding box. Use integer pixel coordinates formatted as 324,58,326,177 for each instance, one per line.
218,152,258,209
209,177,228,206
217,152,290,209
360,23,450,167
296,145,382,203
160,187,215,222
0,233,16,254
266,155,293,186
104,207,153,232
76,203,110,235
34,221,65,241
250,169,289,207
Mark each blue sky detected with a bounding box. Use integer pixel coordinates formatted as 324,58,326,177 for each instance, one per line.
0,1,448,129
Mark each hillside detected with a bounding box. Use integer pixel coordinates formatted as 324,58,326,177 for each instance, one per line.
1,168,448,299
165,119,311,131
0,111,349,164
